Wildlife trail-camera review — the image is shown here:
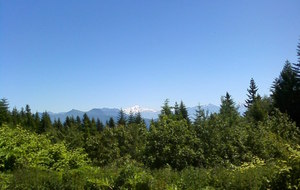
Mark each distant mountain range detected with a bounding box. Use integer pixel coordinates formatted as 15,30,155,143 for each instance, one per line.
46,104,246,124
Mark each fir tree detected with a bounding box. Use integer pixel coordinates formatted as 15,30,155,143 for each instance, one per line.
90,118,97,134
96,118,104,132
64,116,71,128
25,104,35,129
38,112,52,133
219,92,239,121
272,60,299,126
160,99,172,118
135,112,144,124
128,111,135,124
245,78,259,108
117,109,126,126
76,116,81,126
108,117,115,128
193,104,207,127
34,112,40,132
0,98,10,126
11,107,20,125
179,101,190,124
174,102,180,117
292,40,300,81
82,113,91,131
53,118,63,129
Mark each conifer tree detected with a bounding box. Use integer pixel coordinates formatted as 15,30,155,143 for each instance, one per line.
128,111,135,124
219,92,239,121
53,118,63,129
174,102,180,117
135,112,144,124
90,118,97,134
38,112,52,133
291,40,300,126
11,107,20,125
76,116,81,126
272,60,299,126
245,78,259,108
34,112,40,132
292,40,300,81
82,113,91,131
25,104,35,129
179,101,190,124
0,98,10,126
117,109,126,126
160,99,172,118
96,118,104,132
108,117,115,128
64,116,71,128
193,105,207,127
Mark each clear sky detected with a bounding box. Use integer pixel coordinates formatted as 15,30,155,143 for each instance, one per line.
1,0,300,112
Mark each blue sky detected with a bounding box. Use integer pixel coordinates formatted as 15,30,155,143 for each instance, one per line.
1,0,300,112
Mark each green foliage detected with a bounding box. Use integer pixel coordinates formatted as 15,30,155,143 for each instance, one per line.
272,60,300,127
108,117,116,128
0,98,10,126
245,96,272,123
219,92,240,124
245,78,259,108
160,99,172,117
0,125,89,172
38,112,52,134
114,160,152,190
145,116,202,170
117,109,127,126
85,128,120,166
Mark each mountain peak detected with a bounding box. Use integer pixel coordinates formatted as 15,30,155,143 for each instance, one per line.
124,105,157,114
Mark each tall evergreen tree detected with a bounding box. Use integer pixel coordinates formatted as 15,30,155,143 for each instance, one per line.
11,107,20,125
174,102,180,117
38,112,52,133
193,105,207,127
34,112,40,132
53,118,63,130
271,61,299,126
135,112,144,124
82,113,91,135
245,78,259,108
0,98,10,126
82,113,91,128
291,40,300,127
25,104,35,129
179,101,190,124
90,118,97,134
108,117,115,128
96,118,104,132
76,116,81,126
292,40,300,81
219,92,239,121
117,109,127,126
128,111,135,124
160,99,172,118
64,116,71,128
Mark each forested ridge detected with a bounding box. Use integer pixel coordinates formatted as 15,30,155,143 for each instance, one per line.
0,42,300,189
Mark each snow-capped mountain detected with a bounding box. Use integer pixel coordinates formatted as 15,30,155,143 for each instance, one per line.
45,103,246,125
124,105,159,119
124,105,157,114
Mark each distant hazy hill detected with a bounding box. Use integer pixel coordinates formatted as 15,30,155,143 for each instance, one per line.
48,108,120,123
46,103,246,125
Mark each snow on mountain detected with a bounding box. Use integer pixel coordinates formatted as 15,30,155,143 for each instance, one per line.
46,103,246,125
124,105,158,114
